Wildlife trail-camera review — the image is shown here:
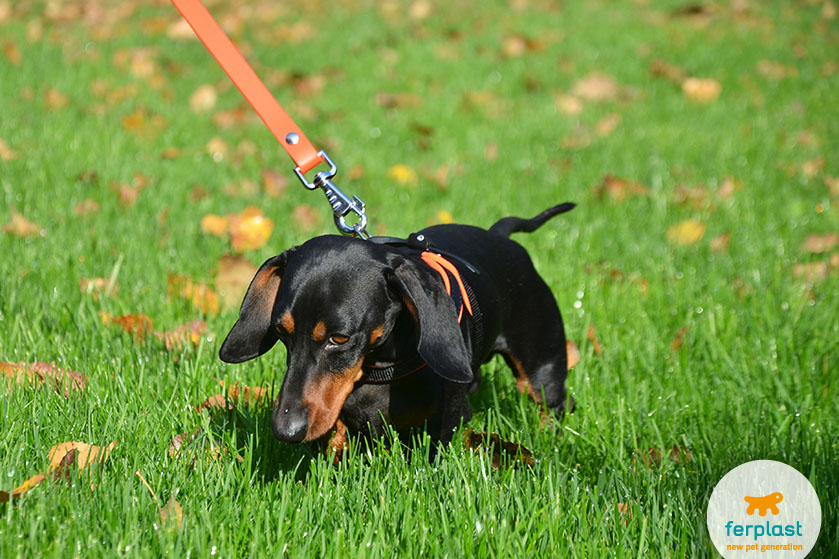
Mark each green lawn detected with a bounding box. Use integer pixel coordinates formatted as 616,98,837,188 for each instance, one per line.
1,0,837,557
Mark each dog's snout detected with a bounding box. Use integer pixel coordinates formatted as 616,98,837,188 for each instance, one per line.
272,407,308,442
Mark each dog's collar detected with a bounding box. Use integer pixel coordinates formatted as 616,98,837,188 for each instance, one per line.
359,235,484,385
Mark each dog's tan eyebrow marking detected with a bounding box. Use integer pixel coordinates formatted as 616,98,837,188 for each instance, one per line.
370,325,385,345
280,312,295,334
312,321,328,342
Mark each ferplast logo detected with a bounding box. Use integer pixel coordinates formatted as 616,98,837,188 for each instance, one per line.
707,461,821,558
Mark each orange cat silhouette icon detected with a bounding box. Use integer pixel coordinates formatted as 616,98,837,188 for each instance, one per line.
744,492,783,516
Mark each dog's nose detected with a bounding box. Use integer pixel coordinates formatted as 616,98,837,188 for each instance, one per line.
272,407,308,442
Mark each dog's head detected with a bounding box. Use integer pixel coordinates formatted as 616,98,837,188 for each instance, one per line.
219,236,472,443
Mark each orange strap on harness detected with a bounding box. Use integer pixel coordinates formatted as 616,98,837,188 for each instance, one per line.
421,252,474,322
170,0,322,173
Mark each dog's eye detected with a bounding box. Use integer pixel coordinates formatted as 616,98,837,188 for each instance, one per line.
327,335,350,346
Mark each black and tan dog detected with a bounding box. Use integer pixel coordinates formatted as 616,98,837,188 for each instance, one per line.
219,203,575,453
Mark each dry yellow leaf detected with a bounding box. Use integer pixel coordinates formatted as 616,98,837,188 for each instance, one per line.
47,441,118,473
387,163,419,187
566,340,580,370
189,84,218,113
0,137,18,161
228,207,274,252
0,474,46,503
667,219,706,245
3,210,43,237
160,496,184,530
200,214,229,237
571,72,619,102
801,233,838,254
682,77,721,103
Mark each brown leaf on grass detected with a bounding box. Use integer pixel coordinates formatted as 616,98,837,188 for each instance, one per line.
757,60,798,80
463,429,534,469
566,340,580,370
717,176,742,200
0,137,18,161
801,233,838,254
501,34,546,58
189,84,217,113
167,18,196,40
825,176,839,197
167,273,219,316
0,474,46,503
219,379,268,407
0,361,88,397
555,93,584,115
649,59,687,85
672,184,710,209
160,496,184,530
121,109,167,139
594,113,621,137
571,72,619,102
3,209,44,237
101,312,154,341
635,445,693,469
2,40,21,66
709,232,731,252
80,277,118,300
801,156,825,180
290,204,321,233
261,169,288,198
682,77,721,103
47,441,118,475
586,325,603,355
793,260,832,282
616,502,633,525
387,163,419,187
229,207,274,252
376,92,425,109
670,327,688,353
215,255,257,312
591,175,650,203
74,199,100,217
44,88,69,110
168,428,244,464
667,219,706,245
153,321,210,352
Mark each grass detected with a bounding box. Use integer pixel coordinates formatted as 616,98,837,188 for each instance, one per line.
1,0,838,557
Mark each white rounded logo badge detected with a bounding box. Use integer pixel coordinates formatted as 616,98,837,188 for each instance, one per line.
707,460,821,558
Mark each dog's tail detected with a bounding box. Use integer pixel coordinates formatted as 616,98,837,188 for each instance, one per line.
488,202,576,238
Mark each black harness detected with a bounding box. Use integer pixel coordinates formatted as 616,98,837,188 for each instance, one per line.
359,233,484,384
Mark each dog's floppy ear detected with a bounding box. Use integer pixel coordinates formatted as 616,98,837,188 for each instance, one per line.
386,260,473,383
219,250,291,363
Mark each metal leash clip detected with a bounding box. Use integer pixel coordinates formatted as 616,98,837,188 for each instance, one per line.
293,150,370,239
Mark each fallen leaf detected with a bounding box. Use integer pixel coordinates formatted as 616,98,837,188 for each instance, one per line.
74,199,100,217
0,474,46,503
717,176,742,199
290,204,321,233
206,136,229,160
0,137,18,161
667,219,706,245
433,210,454,224
672,184,710,209
0,361,88,397
824,176,839,197
3,209,44,237
571,72,619,102
591,175,650,203
189,84,217,113
219,379,268,407
44,88,69,110
168,428,244,464
167,273,219,316
229,207,274,251
261,169,288,198
649,58,687,85
80,277,118,300
215,255,257,312
635,445,693,469
167,18,196,40
200,214,229,237
387,163,419,187
682,77,721,103
463,429,534,469
793,261,830,282
801,233,838,254
616,502,633,525
709,232,731,252
594,113,621,137
670,327,688,352
160,496,184,530
566,340,580,370
153,321,210,351
121,109,167,139
757,60,798,80
47,441,118,474
376,92,425,109
501,34,545,58
101,312,154,341
801,156,825,180
586,325,603,355
555,93,583,115
2,40,20,65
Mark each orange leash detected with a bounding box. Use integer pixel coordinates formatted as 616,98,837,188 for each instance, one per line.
170,0,369,238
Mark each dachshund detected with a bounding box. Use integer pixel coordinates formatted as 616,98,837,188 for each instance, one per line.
219,203,575,455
